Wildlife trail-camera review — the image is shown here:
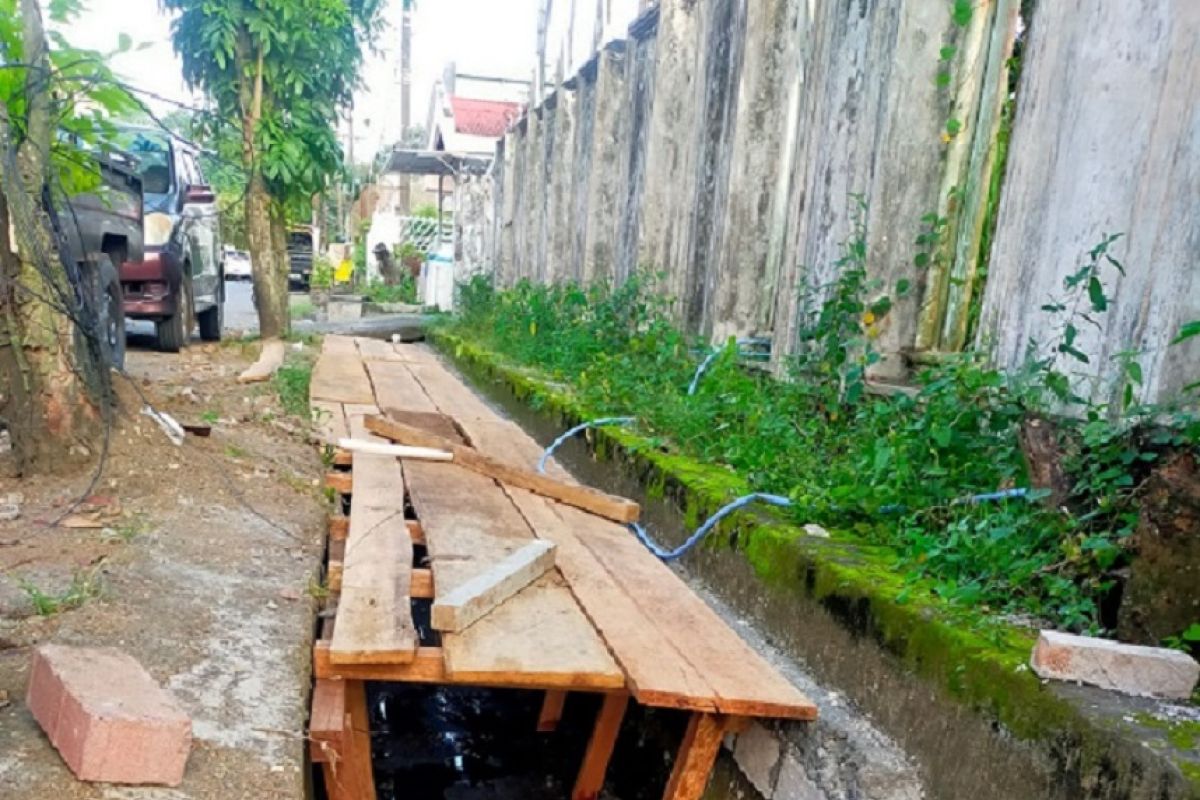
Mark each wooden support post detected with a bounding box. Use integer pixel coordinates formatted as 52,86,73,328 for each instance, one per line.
326,680,376,800
572,692,629,800
537,689,568,732
662,713,736,800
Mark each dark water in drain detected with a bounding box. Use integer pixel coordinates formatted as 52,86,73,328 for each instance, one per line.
319,683,685,800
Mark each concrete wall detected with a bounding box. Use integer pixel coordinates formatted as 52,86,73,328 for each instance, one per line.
979,0,1200,405
460,0,1200,400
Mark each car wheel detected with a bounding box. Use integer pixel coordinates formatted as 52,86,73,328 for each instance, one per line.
156,276,193,353
96,253,126,370
198,281,223,342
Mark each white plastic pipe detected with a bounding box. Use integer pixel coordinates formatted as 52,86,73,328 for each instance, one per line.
337,438,453,461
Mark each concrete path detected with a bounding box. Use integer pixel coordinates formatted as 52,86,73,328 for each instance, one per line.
0,345,326,799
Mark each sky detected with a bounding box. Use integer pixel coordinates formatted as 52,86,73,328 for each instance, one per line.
61,0,543,163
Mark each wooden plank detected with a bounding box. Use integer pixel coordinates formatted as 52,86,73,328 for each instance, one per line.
405,462,536,595
442,572,624,690
460,418,573,481
391,343,441,364
405,360,499,421
355,337,404,361
312,401,349,446
367,415,641,523
311,337,376,405
537,690,568,732
572,693,630,800
407,458,623,692
407,520,426,546
364,359,440,415
332,449,353,467
505,489,716,712
567,507,816,720
432,539,557,633
661,713,729,800
329,452,419,665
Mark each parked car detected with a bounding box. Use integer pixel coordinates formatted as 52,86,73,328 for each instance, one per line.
118,128,224,352
57,150,144,370
287,226,314,289
224,246,252,280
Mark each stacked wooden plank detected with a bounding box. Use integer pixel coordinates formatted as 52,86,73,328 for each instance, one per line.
309,335,817,800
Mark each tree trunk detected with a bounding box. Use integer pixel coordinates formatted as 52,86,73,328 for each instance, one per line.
246,171,289,339
0,0,100,475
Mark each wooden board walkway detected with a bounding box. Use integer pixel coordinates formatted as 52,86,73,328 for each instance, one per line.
308,335,816,800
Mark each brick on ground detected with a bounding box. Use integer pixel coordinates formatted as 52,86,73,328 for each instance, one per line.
1031,630,1200,699
26,644,192,786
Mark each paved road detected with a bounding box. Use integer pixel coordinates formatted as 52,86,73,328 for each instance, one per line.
126,279,279,346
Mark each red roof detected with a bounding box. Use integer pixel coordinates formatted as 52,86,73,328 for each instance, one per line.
449,96,522,137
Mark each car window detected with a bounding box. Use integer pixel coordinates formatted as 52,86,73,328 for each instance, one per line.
122,132,172,196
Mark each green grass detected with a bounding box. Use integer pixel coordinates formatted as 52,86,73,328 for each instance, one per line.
362,276,417,305
273,356,314,420
19,570,102,616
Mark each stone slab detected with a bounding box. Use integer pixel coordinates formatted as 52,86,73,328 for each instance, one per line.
1031,630,1200,699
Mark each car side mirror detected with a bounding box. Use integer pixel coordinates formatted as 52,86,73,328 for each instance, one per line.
182,183,216,206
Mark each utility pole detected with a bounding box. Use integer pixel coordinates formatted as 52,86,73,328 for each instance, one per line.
397,0,414,216
566,0,577,70
535,0,552,104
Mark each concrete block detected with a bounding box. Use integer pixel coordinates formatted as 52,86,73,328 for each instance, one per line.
27,644,192,785
773,752,825,800
733,722,781,796
1031,630,1200,699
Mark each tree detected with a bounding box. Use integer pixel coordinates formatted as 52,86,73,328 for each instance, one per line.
162,0,384,342
0,0,136,475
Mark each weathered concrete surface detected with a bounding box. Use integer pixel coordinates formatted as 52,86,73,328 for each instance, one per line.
980,1,1200,405
709,0,802,342
455,174,494,280
0,347,325,799
547,86,578,284
615,15,658,283
582,44,629,285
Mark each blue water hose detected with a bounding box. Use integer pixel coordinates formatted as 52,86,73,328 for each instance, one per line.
536,417,636,475
628,493,793,562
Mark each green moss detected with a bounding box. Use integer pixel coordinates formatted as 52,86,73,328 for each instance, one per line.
1135,715,1200,751
434,330,1200,794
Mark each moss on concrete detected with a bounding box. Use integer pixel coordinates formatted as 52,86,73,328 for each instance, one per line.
432,328,1200,798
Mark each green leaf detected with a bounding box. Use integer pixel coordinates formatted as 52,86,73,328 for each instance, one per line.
952,0,973,27
117,32,132,52
945,118,963,136
936,71,952,88
1172,320,1200,345
939,46,957,61
1087,276,1107,312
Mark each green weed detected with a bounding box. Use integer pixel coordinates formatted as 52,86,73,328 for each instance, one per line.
273,357,314,420
443,233,1198,633
19,570,102,616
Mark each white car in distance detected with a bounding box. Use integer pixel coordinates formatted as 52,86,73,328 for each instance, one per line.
224,247,252,281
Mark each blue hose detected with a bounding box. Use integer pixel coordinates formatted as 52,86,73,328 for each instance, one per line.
537,417,636,475
687,338,772,396
629,493,793,562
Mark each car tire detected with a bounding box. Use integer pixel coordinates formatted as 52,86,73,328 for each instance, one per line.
96,254,126,371
198,280,223,342
156,276,193,353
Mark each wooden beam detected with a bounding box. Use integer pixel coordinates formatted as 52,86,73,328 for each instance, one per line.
572,692,629,800
431,539,556,632
537,690,568,732
332,448,353,467
411,568,434,599
407,520,426,546
329,515,349,541
662,714,738,800
314,641,621,693
309,679,346,764
366,415,641,523
336,680,376,800
324,471,352,495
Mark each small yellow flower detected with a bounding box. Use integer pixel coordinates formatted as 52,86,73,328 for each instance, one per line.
862,311,877,325
940,132,953,144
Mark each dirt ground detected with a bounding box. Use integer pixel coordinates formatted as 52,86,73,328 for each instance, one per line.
0,339,327,799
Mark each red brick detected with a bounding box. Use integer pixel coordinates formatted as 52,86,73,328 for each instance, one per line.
26,644,192,786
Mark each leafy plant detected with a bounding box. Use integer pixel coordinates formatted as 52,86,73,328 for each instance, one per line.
310,256,336,290
19,569,102,616
443,231,1199,634
274,358,314,420
363,275,417,305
